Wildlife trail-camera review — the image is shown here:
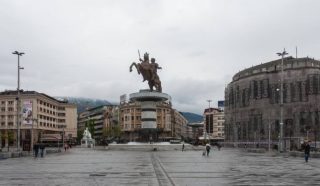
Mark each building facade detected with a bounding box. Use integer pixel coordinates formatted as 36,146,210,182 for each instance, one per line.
0,90,77,151
187,122,204,143
204,108,225,141
119,101,188,142
78,105,119,144
225,57,320,149
171,110,189,139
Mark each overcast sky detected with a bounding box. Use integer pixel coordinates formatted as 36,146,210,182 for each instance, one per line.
1,0,320,114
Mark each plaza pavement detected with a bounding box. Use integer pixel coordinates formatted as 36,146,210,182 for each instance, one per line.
0,147,319,186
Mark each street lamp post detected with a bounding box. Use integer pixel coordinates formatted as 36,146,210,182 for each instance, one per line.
12,51,24,153
30,118,38,153
207,100,212,143
277,49,288,152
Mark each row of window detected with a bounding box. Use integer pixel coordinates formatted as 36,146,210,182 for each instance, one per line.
0,100,14,105
0,122,14,126
0,115,14,119
38,100,65,111
0,107,14,112
39,122,58,128
121,108,170,113
122,116,141,121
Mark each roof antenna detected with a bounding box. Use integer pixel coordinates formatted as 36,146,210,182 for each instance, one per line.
295,46,298,58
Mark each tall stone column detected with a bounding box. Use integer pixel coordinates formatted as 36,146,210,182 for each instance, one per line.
129,90,171,142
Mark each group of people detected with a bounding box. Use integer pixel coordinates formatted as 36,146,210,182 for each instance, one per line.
33,143,45,158
64,143,72,151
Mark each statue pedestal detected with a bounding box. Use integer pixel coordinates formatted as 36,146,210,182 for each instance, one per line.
81,138,95,148
81,127,95,148
129,89,171,130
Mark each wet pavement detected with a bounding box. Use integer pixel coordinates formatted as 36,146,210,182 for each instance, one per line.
0,148,319,186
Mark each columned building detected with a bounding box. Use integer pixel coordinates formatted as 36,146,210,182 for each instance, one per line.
225,57,320,149
119,101,188,142
0,90,77,151
119,101,172,141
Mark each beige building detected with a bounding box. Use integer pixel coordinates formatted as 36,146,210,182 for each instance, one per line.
204,108,225,141
0,90,77,151
119,101,188,141
171,110,189,139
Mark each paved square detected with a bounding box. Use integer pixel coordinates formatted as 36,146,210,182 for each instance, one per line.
0,148,319,186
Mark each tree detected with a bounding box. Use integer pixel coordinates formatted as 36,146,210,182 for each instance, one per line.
113,125,122,139
76,129,84,144
101,125,122,143
85,119,95,138
1,130,14,151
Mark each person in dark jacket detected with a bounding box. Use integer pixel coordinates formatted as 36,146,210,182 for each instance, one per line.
40,144,45,158
304,141,311,162
206,144,211,156
33,144,39,158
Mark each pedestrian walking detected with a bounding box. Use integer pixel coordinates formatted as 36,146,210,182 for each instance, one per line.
33,144,39,158
182,143,185,152
64,143,68,151
206,143,211,156
304,141,311,163
40,144,45,158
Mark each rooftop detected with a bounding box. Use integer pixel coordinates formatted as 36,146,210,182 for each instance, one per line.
0,90,69,104
232,57,320,82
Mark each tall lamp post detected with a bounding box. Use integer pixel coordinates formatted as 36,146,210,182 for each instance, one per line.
207,100,212,142
277,49,288,152
12,51,24,153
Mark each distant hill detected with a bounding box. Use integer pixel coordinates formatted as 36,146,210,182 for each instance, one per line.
55,97,114,113
180,112,203,123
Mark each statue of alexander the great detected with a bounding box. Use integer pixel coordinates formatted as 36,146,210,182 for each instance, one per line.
130,51,162,92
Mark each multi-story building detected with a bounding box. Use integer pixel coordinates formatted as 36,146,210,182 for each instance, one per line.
119,101,188,142
171,110,189,139
78,105,118,144
0,90,77,151
187,122,204,142
225,56,320,149
203,108,225,141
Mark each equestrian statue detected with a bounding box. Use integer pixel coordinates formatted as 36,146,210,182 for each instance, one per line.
130,51,162,92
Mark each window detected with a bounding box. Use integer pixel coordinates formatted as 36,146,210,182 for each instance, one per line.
8,107,13,112
8,101,14,105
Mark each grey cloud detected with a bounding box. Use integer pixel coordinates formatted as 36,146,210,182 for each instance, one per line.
1,0,320,114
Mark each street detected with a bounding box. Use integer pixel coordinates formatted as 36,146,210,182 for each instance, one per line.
0,148,319,186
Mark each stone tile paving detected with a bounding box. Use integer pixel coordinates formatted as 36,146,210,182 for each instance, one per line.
0,148,319,186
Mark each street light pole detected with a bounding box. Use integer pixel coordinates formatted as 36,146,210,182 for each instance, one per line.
277,49,288,152
12,51,24,153
207,100,212,142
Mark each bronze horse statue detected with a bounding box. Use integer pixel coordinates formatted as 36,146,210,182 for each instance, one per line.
130,53,162,92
